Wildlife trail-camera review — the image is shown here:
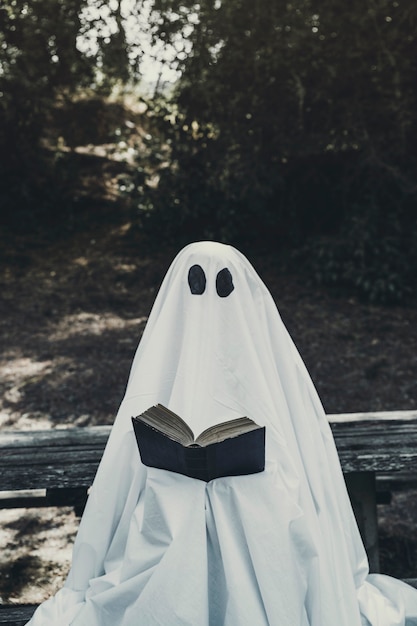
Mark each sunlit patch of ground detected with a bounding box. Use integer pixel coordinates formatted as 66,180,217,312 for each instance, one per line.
0,507,78,604
48,311,147,342
0,358,54,429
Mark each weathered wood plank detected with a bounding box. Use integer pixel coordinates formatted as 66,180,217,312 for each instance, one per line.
377,473,417,491
1,413,417,492
330,417,417,473
0,493,49,509
329,410,417,423
0,462,101,491
0,427,111,491
0,426,111,447
2,446,106,462
0,605,37,625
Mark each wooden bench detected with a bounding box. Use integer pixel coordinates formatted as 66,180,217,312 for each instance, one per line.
1,411,417,624
0,605,37,626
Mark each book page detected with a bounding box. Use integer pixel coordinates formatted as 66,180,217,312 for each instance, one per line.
138,405,195,445
195,417,260,446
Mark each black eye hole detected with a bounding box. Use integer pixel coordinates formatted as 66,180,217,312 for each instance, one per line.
216,268,234,298
188,264,206,295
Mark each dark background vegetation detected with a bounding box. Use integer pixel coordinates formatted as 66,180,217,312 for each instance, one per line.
1,0,417,605
1,0,417,302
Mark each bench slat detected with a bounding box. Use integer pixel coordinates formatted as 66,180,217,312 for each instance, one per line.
0,426,111,447
331,418,417,473
0,427,110,491
0,605,37,625
1,414,417,492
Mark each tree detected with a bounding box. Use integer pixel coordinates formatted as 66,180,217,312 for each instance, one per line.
140,0,417,300
0,0,134,228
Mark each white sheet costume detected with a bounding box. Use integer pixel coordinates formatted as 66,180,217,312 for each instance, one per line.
27,241,417,626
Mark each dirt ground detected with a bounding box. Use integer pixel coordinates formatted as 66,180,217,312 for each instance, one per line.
2,224,417,430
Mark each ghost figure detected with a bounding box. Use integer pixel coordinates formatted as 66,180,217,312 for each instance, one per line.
27,241,417,626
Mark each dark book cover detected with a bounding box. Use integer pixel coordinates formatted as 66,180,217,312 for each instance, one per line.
131,413,265,482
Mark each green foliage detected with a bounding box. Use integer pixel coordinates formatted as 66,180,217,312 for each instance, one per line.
0,0,93,145
138,0,417,301
306,205,417,303
0,0,135,230
1,0,417,302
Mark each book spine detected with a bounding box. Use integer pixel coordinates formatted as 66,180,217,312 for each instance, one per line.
182,446,210,482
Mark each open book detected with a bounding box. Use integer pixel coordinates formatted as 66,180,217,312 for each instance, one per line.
131,404,265,482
